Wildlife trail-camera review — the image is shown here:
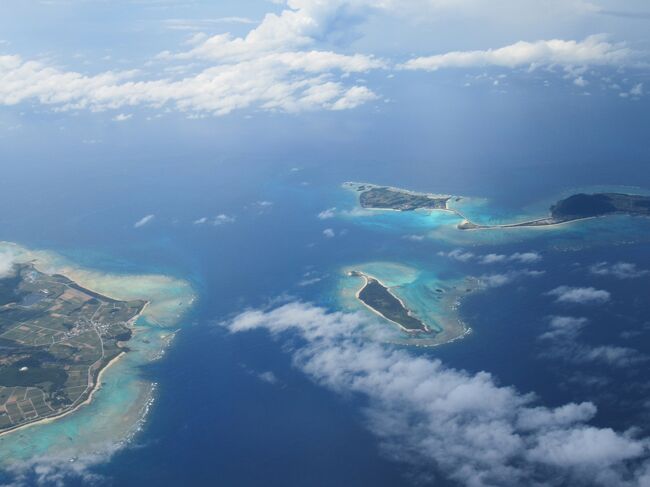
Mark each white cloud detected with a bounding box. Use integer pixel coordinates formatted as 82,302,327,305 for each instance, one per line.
0,250,17,278
133,214,155,228
162,17,258,31
224,302,650,486
257,370,279,384
443,249,542,266
0,53,380,116
400,35,632,72
0,0,643,120
539,316,588,341
3,449,116,487
298,276,322,286
479,253,507,264
547,286,611,304
438,248,474,262
112,113,132,122
322,228,335,238
510,252,542,264
193,217,208,225
590,262,648,279
577,345,646,367
573,75,588,87
480,269,544,288
539,316,646,368
403,234,425,241
213,214,236,225
317,207,337,219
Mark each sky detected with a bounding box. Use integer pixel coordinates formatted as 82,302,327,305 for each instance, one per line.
1,0,649,124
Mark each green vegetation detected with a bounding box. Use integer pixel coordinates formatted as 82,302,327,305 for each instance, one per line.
354,272,428,332
358,186,450,211
0,264,146,434
550,193,650,221
460,192,650,230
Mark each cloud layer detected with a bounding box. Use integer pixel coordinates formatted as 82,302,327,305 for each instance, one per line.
0,0,646,119
400,35,632,72
225,302,650,486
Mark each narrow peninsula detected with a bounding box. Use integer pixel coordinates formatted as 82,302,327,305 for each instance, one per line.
0,263,146,435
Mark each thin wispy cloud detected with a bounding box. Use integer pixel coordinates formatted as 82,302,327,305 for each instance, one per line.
547,286,611,304
539,316,646,368
133,214,155,228
589,261,648,279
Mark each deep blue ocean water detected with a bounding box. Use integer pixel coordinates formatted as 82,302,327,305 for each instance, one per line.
1,88,649,486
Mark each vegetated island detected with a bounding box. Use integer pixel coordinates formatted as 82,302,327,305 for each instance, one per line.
349,270,431,333
345,182,650,230
345,182,454,211
458,193,650,229
0,263,146,435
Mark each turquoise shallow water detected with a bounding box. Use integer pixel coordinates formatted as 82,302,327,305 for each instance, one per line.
0,243,195,465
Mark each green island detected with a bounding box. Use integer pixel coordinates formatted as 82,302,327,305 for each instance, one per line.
0,263,146,435
345,182,650,230
346,182,453,211
458,193,650,229
349,271,431,333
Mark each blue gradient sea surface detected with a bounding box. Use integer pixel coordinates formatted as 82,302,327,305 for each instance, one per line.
1,91,650,485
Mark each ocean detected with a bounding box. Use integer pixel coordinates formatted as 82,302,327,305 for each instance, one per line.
1,86,649,486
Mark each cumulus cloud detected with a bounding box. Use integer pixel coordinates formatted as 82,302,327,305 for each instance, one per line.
322,228,335,238
133,214,155,228
224,302,650,486
0,52,379,116
590,262,648,279
400,35,633,72
0,0,390,117
547,286,611,304
3,1,638,120
2,449,115,487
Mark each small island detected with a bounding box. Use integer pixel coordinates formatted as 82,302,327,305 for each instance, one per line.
0,263,146,435
349,271,431,333
458,193,650,230
345,182,650,230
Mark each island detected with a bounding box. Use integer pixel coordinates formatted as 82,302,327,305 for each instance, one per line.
458,193,650,230
349,271,430,333
346,182,453,211
345,182,650,230
0,263,147,435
